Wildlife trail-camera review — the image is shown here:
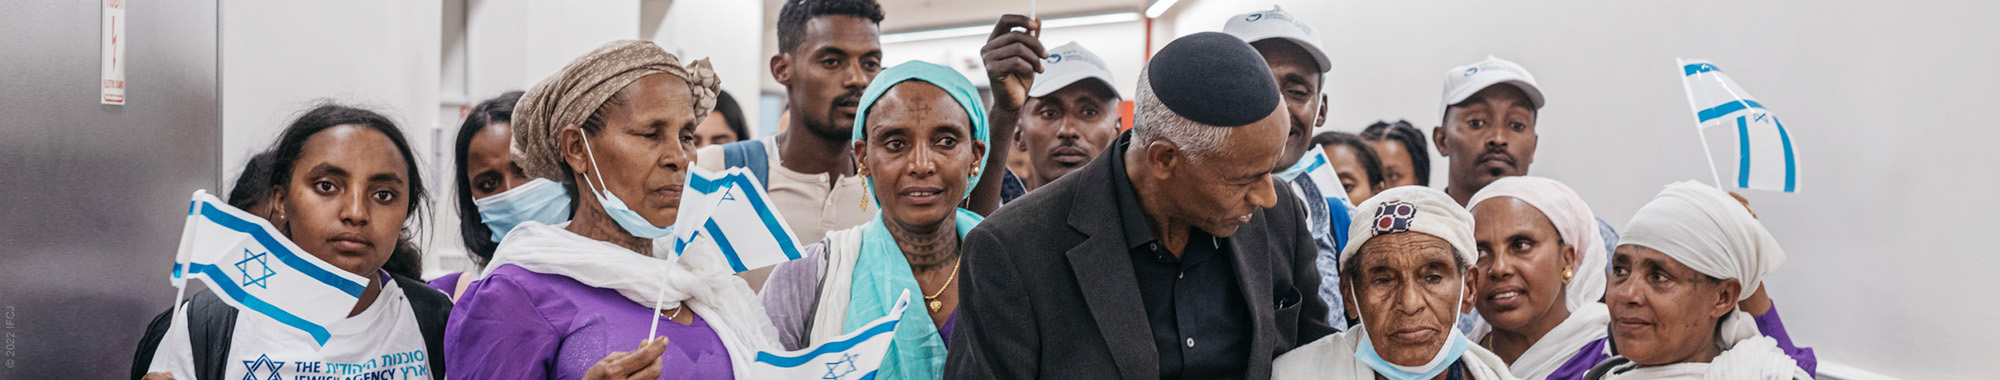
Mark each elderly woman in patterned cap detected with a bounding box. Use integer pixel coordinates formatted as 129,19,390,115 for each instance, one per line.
445,40,777,380
1276,186,1516,380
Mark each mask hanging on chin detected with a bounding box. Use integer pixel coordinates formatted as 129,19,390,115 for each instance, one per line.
577,129,677,240
474,177,574,242
1350,279,1474,380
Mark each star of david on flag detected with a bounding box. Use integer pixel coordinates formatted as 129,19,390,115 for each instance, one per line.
170,190,369,347
752,290,910,380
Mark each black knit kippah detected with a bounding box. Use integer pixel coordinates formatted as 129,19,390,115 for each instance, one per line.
1145,32,1280,127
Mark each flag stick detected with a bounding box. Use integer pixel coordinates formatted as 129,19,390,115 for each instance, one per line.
1677,59,1726,188
645,277,670,345
1030,0,1036,20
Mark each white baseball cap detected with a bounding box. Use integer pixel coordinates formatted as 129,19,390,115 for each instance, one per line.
1028,41,1120,99
1440,56,1545,117
1222,5,1329,73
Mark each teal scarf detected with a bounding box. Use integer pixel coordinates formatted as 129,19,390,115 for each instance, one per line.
843,61,990,380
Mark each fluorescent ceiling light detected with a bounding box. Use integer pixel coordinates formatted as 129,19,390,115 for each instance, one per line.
881,12,1144,44
1145,0,1180,19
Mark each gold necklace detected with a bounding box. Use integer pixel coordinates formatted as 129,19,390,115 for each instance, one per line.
924,257,963,313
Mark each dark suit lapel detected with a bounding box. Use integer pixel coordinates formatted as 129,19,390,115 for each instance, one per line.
1230,207,1276,379
1064,152,1158,380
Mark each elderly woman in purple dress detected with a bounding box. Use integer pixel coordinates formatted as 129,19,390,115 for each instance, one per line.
443,40,776,380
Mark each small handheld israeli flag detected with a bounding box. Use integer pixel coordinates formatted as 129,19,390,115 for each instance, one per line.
752,290,910,380
1678,59,1800,193
1278,145,1355,250
671,166,806,272
171,190,369,347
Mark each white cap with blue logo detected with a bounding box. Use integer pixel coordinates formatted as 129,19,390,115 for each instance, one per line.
1027,41,1120,99
1222,5,1330,73
1440,56,1545,117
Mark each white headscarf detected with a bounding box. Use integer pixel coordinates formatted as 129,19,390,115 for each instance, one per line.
478,221,778,378
1468,176,1607,311
1619,181,1784,344
1610,181,1804,380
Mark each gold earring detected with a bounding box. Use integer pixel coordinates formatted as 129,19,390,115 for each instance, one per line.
1562,267,1575,283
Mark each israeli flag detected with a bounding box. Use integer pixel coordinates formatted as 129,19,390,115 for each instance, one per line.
1679,59,1800,193
171,190,369,346
752,290,910,380
671,166,805,272
1278,146,1355,250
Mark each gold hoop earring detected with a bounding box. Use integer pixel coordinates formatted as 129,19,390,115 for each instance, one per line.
1562,267,1575,283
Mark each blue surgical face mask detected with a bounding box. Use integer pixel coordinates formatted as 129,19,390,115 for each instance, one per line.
1351,276,1474,380
577,129,678,239
473,177,573,242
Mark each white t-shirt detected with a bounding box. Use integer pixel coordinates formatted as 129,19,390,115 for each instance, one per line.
147,273,433,380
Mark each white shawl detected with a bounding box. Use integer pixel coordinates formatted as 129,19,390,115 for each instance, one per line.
805,225,868,345
1275,329,1519,380
477,221,779,378
1594,331,1809,380
1503,303,1610,379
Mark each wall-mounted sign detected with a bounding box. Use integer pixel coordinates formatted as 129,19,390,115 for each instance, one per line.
101,0,126,105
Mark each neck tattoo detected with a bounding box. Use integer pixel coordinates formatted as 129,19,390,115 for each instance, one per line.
889,217,960,273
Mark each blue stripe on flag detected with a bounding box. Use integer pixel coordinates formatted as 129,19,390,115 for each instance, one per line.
1302,153,1327,175
753,317,902,368
705,220,749,273
688,172,804,260
197,203,367,297
1736,116,1753,188
188,200,198,216
1776,117,1797,192
1683,62,1720,76
1697,100,1766,123
189,263,335,345
735,178,804,261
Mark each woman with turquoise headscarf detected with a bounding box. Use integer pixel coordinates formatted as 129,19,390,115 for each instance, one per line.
761,60,990,380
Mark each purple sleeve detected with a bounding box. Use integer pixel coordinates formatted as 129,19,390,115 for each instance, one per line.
427,272,461,294
761,244,826,351
1754,302,1816,377
1547,338,1612,380
445,272,562,380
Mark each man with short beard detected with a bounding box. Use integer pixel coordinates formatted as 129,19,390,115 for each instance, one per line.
1001,41,1122,204
697,0,885,289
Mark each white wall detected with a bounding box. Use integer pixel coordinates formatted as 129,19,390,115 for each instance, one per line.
219,1,446,266
646,0,765,138
882,19,1149,98
1158,1,1997,378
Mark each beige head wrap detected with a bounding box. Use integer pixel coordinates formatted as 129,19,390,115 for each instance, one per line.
511,39,721,180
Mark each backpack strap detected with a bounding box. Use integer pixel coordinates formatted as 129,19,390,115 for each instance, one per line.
394,274,454,379
130,301,178,380
721,140,771,187
129,290,237,380
187,291,239,380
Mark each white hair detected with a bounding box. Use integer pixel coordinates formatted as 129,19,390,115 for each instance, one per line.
1132,68,1232,162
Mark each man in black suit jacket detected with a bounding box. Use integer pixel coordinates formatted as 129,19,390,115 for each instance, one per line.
945,32,1335,380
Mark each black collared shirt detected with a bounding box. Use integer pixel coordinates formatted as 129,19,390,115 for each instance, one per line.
1107,133,1252,380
